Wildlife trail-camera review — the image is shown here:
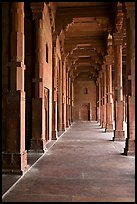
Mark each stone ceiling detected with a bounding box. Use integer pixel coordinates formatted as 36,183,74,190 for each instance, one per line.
52,2,116,82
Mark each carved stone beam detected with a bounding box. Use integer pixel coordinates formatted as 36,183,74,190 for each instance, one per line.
115,2,124,33
30,2,46,20
47,3,56,34
55,16,73,37
56,5,114,19
125,2,135,18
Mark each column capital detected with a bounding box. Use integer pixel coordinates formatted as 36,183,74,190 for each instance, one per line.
99,70,103,77
11,2,24,10
102,63,106,72
30,2,45,20
125,2,135,17
113,32,123,45
107,42,113,56
115,2,124,33
105,55,114,65
125,3,135,29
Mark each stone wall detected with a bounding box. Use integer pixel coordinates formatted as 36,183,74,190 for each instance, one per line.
74,80,96,121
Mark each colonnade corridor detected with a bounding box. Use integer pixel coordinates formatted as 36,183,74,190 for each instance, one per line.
2,121,135,202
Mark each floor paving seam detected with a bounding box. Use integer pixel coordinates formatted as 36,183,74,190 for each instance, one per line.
2,121,135,202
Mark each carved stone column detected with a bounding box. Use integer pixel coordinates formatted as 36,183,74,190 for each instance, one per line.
96,78,100,124
66,70,70,127
100,71,103,127
102,64,107,129
2,2,28,174
2,3,10,153
62,61,67,131
113,33,125,140
98,73,101,125
124,3,135,155
30,3,46,151
112,2,125,141
52,38,58,139
96,81,99,122
57,58,63,132
105,56,113,132
71,80,74,123
70,78,73,123
68,74,72,125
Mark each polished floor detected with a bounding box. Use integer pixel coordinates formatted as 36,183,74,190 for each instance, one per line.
2,121,135,202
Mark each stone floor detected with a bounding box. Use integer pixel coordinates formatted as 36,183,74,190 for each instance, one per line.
2,121,135,202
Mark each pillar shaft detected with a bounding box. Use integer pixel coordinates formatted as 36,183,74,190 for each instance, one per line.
100,71,103,127
68,75,72,125
66,71,70,127
62,61,67,131
98,74,101,125
30,3,46,151
2,2,28,174
105,58,113,132
102,65,107,129
124,4,135,155
113,33,125,140
52,42,58,139
96,81,99,123
69,78,74,124
57,59,63,132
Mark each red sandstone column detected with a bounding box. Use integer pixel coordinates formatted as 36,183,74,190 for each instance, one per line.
66,70,70,127
70,78,74,123
112,2,125,141
68,74,72,125
52,38,58,139
98,73,101,125
99,71,103,127
2,3,10,153
71,80,74,122
57,58,63,132
124,3,135,155
62,60,67,131
102,64,107,129
105,34,114,132
96,79,100,123
2,2,28,174
105,57,114,132
96,82,99,122
113,33,125,140
30,3,46,151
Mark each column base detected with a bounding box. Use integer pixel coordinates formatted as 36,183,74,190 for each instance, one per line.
105,129,113,132
97,119,101,124
102,122,106,128
124,139,135,156
2,151,28,175
30,139,47,152
62,123,66,131
100,121,103,128
52,130,58,140
113,130,125,141
105,123,113,132
66,121,69,127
